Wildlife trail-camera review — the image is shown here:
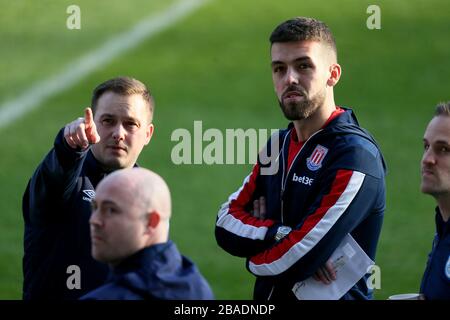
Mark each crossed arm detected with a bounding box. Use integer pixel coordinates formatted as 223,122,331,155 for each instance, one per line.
215,154,381,283
251,196,336,284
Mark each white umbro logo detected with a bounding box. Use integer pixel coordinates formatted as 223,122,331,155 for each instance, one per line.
82,190,95,202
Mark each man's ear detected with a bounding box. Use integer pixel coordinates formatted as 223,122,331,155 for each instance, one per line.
145,124,154,145
146,211,160,230
327,63,341,87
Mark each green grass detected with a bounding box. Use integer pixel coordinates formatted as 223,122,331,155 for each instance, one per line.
0,0,178,100
1,0,450,299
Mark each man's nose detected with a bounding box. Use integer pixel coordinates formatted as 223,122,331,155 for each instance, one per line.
285,67,299,85
89,210,102,227
112,124,126,141
422,149,436,166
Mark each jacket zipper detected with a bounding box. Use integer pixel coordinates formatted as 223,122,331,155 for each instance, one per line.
270,128,324,301
267,285,275,300
280,129,323,223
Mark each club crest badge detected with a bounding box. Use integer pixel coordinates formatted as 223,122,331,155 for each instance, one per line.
306,145,328,171
445,255,450,280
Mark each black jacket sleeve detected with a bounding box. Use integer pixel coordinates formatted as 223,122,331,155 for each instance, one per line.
25,128,89,224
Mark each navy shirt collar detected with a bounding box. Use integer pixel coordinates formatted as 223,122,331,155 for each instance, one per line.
84,150,109,186
112,241,175,275
84,149,140,186
435,206,450,237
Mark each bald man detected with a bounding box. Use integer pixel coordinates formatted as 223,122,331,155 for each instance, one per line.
80,168,214,300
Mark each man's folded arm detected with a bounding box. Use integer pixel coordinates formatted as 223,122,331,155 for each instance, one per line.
215,163,281,257
246,167,382,282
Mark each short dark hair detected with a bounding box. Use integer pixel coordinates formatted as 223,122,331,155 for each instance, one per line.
270,17,337,59
91,76,154,122
434,101,450,117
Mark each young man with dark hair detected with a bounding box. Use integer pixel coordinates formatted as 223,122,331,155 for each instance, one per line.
420,101,450,299
215,17,386,300
23,76,154,299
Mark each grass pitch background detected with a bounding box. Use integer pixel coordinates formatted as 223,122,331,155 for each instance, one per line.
0,0,449,299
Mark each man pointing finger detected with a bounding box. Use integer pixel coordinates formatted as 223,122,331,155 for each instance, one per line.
63,108,100,150
23,77,155,299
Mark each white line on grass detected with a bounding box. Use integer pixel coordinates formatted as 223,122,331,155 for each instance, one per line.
0,0,210,130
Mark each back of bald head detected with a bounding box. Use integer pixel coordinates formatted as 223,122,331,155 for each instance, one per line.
100,168,172,221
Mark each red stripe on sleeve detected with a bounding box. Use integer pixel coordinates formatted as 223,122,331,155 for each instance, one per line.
227,163,276,227
250,169,354,265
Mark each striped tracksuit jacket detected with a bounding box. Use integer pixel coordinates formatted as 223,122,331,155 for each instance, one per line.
215,108,386,300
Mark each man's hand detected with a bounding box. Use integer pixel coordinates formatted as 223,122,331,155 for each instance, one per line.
64,107,101,149
252,196,266,220
313,259,336,285
252,198,336,284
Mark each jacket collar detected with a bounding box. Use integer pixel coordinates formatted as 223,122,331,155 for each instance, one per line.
113,241,177,275
283,107,386,172
435,206,450,237
84,150,140,186
84,150,109,187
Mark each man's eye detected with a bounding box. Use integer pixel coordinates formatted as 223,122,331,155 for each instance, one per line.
298,63,310,69
424,144,429,151
273,66,284,73
441,146,449,153
102,118,113,125
104,207,117,215
126,122,138,128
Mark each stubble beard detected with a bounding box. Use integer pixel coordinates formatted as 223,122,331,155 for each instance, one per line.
279,89,326,121
421,175,449,199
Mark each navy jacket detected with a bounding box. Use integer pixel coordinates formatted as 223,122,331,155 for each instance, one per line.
215,108,386,300
81,241,214,300
23,128,109,299
420,207,450,300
